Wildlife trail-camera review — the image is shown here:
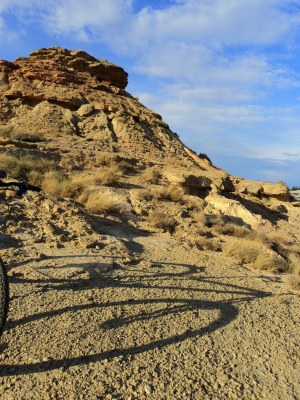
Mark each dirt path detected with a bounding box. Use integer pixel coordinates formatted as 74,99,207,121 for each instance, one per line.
0,229,299,400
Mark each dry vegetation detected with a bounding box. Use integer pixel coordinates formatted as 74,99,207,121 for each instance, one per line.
0,126,44,142
141,167,161,184
222,238,287,272
288,254,300,289
0,153,55,180
146,211,177,233
93,165,122,187
84,191,125,215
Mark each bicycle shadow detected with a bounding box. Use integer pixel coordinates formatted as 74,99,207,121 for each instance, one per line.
1,258,271,377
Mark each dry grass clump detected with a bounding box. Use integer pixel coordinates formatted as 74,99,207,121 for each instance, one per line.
0,153,56,181
223,238,288,272
213,222,251,238
189,236,221,252
84,191,125,215
95,152,134,174
95,152,116,167
288,254,300,289
0,126,14,139
12,132,45,143
222,238,261,264
93,165,122,187
26,170,89,199
40,170,67,196
147,211,177,233
184,196,206,211
0,126,44,142
61,175,88,198
254,252,287,272
152,185,185,203
141,167,161,184
136,190,155,202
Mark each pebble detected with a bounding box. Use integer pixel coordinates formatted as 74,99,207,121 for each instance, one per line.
144,384,153,394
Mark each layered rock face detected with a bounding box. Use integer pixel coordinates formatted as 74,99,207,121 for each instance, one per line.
0,47,290,215
0,47,211,165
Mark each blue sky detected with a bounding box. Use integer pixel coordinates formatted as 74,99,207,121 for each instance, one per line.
0,0,300,186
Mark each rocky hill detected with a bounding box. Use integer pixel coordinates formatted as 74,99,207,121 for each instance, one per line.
0,48,299,400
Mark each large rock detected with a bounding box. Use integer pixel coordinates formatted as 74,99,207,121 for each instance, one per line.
236,180,289,202
206,193,268,228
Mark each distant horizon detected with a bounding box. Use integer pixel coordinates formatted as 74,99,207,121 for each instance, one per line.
1,1,299,186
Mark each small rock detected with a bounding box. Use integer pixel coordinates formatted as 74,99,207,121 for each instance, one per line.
38,252,48,260
144,384,153,395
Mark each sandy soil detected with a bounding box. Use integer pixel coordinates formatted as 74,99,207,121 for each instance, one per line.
0,217,299,400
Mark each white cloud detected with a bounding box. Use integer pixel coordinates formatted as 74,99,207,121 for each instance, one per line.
42,0,133,35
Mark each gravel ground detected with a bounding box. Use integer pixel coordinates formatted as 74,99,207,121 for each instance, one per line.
0,232,299,400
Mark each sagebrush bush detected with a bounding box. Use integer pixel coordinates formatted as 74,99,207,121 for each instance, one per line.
136,190,155,201
152,185,185,203
0,126,44,142
84,191,124,215
93,165,122,187
254,252,287,272
288,254,300,289
222,238,261,264
213,223,251,238
95,152,116,167
188,235,221,252
0,153,56,180
147,212,177,233
142,167,161,184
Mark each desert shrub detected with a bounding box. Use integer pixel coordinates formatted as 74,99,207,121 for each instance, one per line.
0,126,14,139
12,132,45,143
0,153,56,180
41,170,67,196
93,165,122,187
188,235,221,252
152,185,185,203
142,167,161,184
184,196,206,211
84,191,124,215
118,159,136,173
136,190,155,202
213,223,251,238
95,152,116,167
222,237,288,272
147,212,177,233
254,252,287,272
61,175,88,198
95,152,134,173
0,126,44,142
288,254,300,289
222,238,261,264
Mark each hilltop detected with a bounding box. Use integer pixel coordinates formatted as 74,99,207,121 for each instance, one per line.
0,48,299,399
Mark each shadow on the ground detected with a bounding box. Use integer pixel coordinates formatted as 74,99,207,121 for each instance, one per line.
1,258,271,377
87,215,151,253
